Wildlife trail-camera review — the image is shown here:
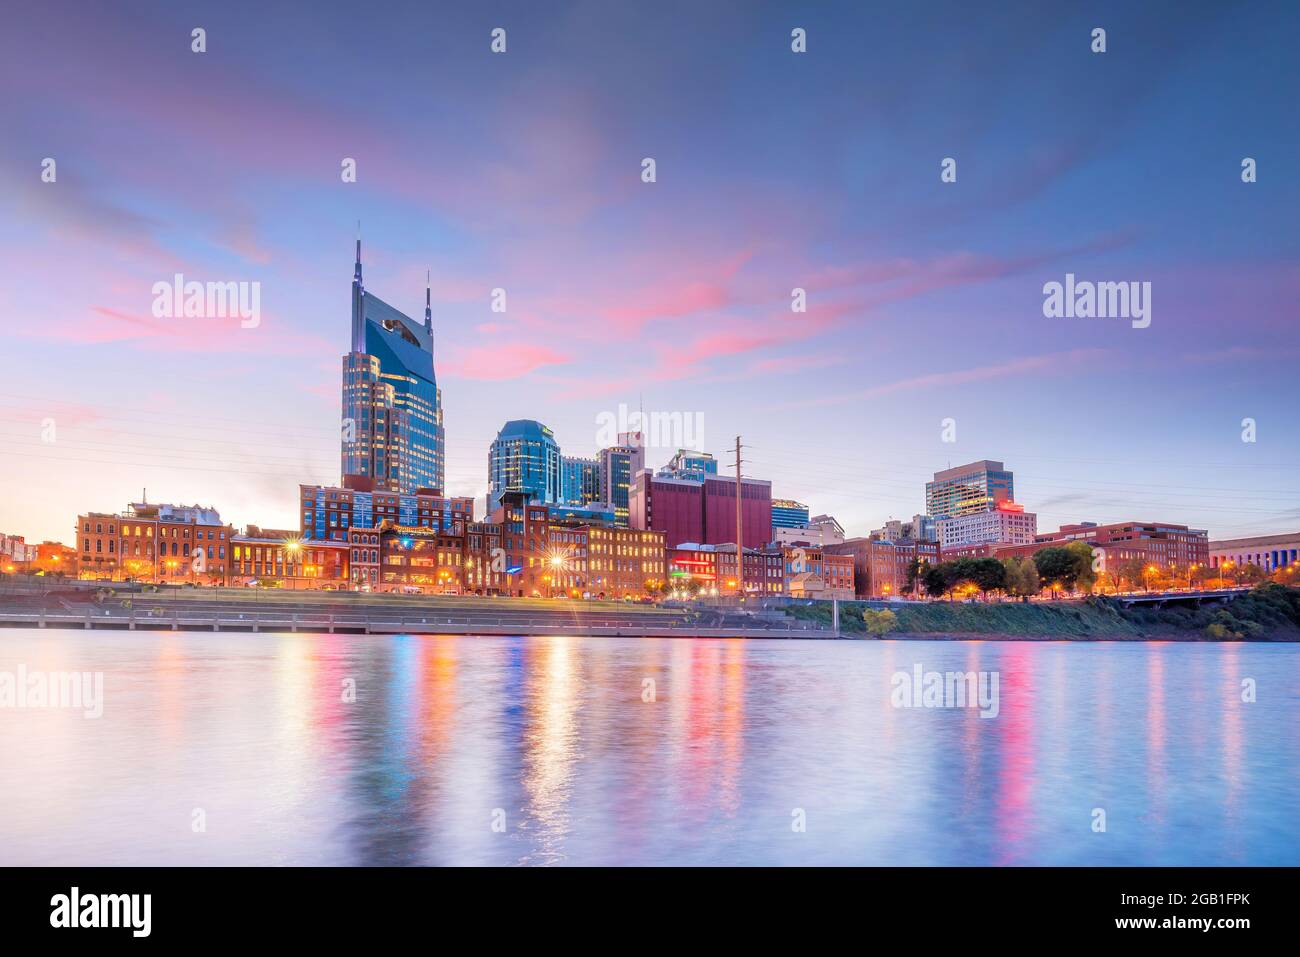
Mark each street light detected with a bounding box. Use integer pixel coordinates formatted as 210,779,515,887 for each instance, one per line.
544,551,570,598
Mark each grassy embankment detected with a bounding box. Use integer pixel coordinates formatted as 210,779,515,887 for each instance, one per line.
81,585,681,615
783,583,1300,640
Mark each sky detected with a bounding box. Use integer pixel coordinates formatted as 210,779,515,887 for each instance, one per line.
1,0,1298,545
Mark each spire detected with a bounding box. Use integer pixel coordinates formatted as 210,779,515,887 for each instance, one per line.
350,224,365,352
353,221,362,284
424,269,432,332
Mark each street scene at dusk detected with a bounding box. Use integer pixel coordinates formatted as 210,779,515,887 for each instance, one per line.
0,0,1296,936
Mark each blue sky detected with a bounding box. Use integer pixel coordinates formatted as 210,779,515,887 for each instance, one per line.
1,0,1297,544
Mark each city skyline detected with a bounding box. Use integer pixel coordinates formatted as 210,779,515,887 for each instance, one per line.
3,0,1299,547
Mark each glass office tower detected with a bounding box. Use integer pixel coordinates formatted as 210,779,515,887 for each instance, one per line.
925,460,1014,521
771,499,811,529
561,455,601,506
488,419,562,512
341,239,445,493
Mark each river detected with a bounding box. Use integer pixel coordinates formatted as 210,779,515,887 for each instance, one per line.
0,629,1295,865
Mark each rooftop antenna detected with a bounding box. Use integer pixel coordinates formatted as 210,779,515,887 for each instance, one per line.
354,221,362,283
425,269,433,334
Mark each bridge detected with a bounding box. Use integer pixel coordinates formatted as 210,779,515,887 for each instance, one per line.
1102,587,1252,608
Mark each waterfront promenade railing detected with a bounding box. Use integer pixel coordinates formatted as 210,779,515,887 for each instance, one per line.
0,607,839,638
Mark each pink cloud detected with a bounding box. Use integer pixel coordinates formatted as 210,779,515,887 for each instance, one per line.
443,343,570,381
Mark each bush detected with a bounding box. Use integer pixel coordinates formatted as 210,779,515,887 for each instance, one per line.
862,609,898,635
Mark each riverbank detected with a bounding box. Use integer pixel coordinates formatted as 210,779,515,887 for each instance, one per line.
3,581,1297,641
784,582,1300,641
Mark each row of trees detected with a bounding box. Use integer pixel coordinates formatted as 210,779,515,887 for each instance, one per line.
899,543,1294,601
902,542,1101,600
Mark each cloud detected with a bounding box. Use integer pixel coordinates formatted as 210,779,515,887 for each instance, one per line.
443,342,570,381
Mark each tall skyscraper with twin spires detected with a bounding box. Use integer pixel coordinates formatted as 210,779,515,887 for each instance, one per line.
340,236,446,494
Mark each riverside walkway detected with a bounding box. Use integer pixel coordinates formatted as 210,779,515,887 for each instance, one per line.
0,585,842,639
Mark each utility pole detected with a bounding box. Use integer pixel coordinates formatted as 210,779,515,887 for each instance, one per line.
734,435,744,599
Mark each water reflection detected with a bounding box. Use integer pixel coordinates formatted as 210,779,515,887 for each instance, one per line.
0,631,1295,866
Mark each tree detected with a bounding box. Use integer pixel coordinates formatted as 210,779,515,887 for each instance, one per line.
862,608,898,635
970,557,1007,600
1239,564,1266,585
1065,541,1097,594
1002,556,1040,598
1034,547,1078,593
903,558,926,596
923,563,949,599
1115,557,1148,593
943,558,982,599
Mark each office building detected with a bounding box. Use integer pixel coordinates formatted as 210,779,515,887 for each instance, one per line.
585,525,666,598
561,455,601,506
665,449,717,480
229,526,349,589
599,432,645,526
299,484,474,543
1039,521,1209,569
487,419,562,512
630,470,773,551
771,499,811,530
1209,532,1300,573
967,520,1211,574
667,543,783,596
76,501,233,583
781,544,855,600
871,514,937,543
341,238,445,494
926,460,1014,521
827,538,942,599
937,501,1037,549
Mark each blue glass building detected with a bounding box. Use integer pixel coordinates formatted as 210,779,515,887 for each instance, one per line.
488,419,562,512
341,238,445,493
561,455,601,506
666,449,718,480
771,499,811,529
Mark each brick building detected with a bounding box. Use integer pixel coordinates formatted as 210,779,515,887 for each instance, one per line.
229,527,349,589
300,483,474,543
76,502,233,584
827,538,941,598
630,471,772,550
